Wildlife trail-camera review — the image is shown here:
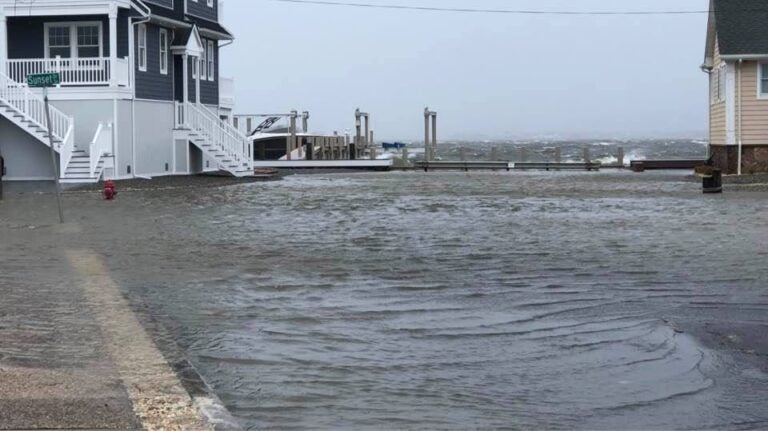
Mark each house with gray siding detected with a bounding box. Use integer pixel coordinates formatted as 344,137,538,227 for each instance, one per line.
0,0,251,183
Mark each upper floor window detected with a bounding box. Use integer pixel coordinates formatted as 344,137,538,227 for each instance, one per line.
207,0,214,7
159,29,169,75
138,24,147,72
760,63,768,97
207,40,215,81
45,22,102,59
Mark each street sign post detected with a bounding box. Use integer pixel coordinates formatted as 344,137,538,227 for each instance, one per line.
27,73,64,223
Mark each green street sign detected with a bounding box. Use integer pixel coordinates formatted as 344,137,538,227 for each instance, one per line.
27,73,61,88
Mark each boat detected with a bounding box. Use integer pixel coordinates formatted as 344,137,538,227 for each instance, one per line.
382,142,408,150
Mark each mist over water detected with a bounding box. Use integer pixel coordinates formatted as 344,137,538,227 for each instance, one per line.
80,153,767,430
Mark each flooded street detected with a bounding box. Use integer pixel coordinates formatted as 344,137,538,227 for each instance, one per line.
3,170,768,430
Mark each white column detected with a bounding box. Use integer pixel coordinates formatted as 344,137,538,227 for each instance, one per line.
0,14,7,75
182,54,189,104
195,56,201,105
109,6,118,87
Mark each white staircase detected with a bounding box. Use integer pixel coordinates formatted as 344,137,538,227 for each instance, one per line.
0,71,108,183
174,102,253,176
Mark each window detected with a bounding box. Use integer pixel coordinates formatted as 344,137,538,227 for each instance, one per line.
159,29,169,75
760,63,768,97
48,26,72,58
138,24,147,72
192,57,198,79
208,0,214,7
76,25,100,57
207,40,215,81
199,43,207,80
45,23,102,59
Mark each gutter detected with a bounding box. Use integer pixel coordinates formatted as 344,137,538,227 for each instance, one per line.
737,59,743,175
129,0,151,178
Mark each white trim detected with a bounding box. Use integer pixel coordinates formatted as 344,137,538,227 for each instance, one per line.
2,176,56,181
725,62,736,146
159,28,169,75
207,39,214,81
44,87,134,100
137,23,147,72
143,0,174,10
207,0,213,7
757,62,768,100
44,21,104,59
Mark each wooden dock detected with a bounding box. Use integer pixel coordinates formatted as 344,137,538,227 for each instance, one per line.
252,160,393,170
630,159,707,172
413,161,602,171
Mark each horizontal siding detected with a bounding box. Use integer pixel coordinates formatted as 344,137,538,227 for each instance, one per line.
7,15,128,59
710,40,726,146
135,24,174,101
200,38,219,106
187,0,218,22
144,0,174,9
738,61,768,146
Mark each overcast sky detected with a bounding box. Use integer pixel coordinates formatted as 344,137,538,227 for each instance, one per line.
221,0,710,140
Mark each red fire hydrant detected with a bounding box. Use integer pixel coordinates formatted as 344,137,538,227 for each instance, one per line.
103,180,117,201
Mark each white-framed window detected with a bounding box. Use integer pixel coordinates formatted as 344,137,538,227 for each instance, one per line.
760,63,768,97
207,0,214,7
44,22,103,59
192,57,198,79
138,24,147,72
710,64,727,104
199,43,207,80
207,40,215,81
159,29,169,75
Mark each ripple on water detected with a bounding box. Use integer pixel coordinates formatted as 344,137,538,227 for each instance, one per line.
111,171,768,430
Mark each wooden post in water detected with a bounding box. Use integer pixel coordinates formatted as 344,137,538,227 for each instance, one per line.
402,147,408,165
617,147,625,167
288,110,297,161
460,147,467,161
431,112,437,160
369,130,376,160
555,147,562,164
424,108,431,163
490,147,498,161
583,147,591,163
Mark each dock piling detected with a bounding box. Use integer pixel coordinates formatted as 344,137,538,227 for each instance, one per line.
617,147,625,167
555,147,562,164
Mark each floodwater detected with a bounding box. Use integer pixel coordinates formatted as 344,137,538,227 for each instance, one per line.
4,168,768,430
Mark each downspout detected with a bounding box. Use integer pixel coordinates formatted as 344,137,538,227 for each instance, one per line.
737,59,743,175
129,0,151,178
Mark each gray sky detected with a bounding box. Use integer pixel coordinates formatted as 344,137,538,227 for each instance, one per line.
221,0,710,140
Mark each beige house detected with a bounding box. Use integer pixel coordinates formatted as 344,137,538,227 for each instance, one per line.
704,0,768,174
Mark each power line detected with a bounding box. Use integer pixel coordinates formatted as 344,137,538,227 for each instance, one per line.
266,0,713,15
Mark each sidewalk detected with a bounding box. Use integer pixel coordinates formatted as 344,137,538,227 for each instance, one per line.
0,193,229,430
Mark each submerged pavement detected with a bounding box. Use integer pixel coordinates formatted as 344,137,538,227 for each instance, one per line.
0,181,241,430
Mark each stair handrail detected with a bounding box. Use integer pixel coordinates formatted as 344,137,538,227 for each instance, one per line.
0,71,74,147
89,122,112,178
198,104,253,169
58,122,75,177
184,102,253,170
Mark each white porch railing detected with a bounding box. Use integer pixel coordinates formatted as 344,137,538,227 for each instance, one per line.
89,122,112,178
176,102,253,170
0,71,75,175
6,57,130,87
